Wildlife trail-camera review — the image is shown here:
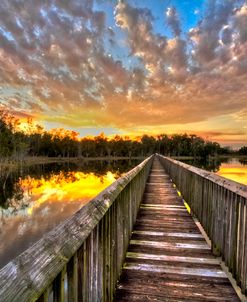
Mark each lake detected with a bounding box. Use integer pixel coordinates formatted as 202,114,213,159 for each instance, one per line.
0,159,140,269
0,156,246,269
181,157,247,185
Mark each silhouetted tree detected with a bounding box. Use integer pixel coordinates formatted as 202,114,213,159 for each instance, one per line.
239,146,247,155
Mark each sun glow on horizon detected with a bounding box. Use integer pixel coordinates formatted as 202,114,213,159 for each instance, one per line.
9,115,246,148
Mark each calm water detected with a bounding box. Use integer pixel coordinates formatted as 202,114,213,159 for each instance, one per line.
0,157,246,269
182,157,247,185
0,159,140,269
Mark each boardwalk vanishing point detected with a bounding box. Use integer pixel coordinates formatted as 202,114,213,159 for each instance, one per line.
0,154,246,301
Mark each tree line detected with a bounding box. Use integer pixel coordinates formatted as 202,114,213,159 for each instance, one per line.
0,110,246,159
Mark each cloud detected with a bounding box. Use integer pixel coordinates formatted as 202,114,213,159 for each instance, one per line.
115,1,167,77
233,4,247,43
220,26,232,45
189,0,236,65
115,1,187,82
0,0,130,115
166,7,182,37
194,9,200,15
0,0,246,136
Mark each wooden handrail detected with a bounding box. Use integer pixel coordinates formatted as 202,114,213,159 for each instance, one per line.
158,154,247,295
0,155,154,302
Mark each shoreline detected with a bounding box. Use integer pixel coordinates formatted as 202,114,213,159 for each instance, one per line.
0,154,246,170
0,156,146,171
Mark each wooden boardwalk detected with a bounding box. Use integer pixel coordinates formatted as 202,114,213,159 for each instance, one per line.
115,158,240,301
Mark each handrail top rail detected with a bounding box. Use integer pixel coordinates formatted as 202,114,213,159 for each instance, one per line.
0,155,153,302
159,155,247,199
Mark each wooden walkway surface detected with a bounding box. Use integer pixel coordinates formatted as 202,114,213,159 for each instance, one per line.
115,158,240,301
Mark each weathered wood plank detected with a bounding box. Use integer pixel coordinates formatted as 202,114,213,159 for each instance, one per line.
132,230,203,238
126,252,220,265
129,240,210,250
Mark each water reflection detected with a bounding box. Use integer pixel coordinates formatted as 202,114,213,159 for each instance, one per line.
216,158,247,185
0,159,140,269
182,157,247,185
181,158,222,172
239,158,247,166
20,171,118,216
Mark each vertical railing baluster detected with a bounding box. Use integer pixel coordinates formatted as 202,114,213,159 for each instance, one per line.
94,225,99,302
237,198,245,285
77,243,84,301
67,254,78,302
242,201,247,294
89,231,93,302
113,202,117,291
109,206,112,301
53,268,66,302
37,286,52,302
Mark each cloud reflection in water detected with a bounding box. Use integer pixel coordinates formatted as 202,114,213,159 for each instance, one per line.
0,169,120,269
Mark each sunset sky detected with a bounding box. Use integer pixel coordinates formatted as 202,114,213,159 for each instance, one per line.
0,0,246,147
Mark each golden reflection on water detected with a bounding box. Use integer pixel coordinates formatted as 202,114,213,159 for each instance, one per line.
0,171,119,268
216,162,247,185
20,171,117,215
